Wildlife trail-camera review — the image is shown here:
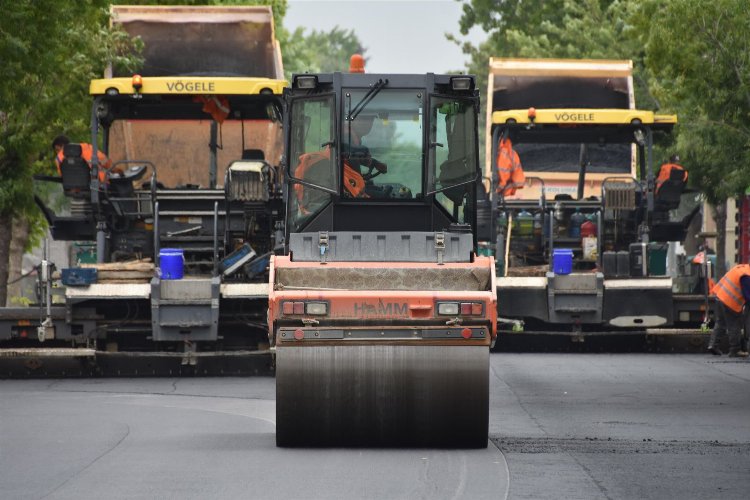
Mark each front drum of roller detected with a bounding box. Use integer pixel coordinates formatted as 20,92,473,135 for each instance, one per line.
275,344,489,448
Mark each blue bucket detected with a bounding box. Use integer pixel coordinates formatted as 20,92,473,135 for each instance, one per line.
552,248,573,275
159,248,184,280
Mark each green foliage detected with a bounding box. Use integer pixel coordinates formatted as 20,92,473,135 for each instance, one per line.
280,26,367,80
645,0,750,203
455,0,662,109
456,0,750,204
0,0,141,224
453,0,667,163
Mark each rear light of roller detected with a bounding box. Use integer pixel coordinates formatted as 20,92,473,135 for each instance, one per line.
437,302,460,315
281,301,329,316
437,301,484,316
305,302,328,315
282,302,294,315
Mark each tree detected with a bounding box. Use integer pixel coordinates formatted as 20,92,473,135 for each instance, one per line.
0,0,140,305
0,0,365,305
645,0,750,276
452,0,667,180
455,0,661,112
280,26,367,80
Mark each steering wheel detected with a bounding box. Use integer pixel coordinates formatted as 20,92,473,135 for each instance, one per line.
361,160,385,181
344,144,386,179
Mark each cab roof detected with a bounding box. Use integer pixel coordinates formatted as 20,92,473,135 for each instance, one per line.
90,76,287,96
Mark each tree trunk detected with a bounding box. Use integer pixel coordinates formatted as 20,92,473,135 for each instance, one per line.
6,216,30,306
713,201,728,279
0,214,12,307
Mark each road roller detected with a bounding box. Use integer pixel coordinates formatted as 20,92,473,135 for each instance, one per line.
270,71,496,447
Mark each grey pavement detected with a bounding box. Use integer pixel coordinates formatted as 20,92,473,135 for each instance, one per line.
489,354,750,499
0,353,748,499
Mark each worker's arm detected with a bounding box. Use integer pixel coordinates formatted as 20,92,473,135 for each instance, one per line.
740,275,750,302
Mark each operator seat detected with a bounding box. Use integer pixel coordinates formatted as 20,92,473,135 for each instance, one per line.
226,149,272,202
438,157,474,204
651,168,690,241
60,143,91,199
655,168,688,212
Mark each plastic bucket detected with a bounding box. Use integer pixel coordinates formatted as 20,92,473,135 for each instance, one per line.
552,248,573,275
159,248,184,280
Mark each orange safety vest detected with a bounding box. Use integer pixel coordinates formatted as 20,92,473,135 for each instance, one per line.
712,264,750,313
192,95,230,123
293,148,366,213
56,144,112,183
496,137,525,196
655,163,687,194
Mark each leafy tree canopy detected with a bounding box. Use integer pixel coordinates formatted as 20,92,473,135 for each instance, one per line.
455,0,660,111
281,26,367,80
0,0,140,229
645,0,750,204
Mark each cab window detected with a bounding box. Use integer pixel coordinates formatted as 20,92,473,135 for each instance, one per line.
429,97,478,222
288,95,336,231
342,90,423,200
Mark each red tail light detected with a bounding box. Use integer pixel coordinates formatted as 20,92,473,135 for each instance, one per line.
437,301,484,316
281,301,329,316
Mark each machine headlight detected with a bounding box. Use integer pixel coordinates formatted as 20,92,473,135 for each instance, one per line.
437,302,460,315
450,76,473,91
295,75,318,89
305,302,328,315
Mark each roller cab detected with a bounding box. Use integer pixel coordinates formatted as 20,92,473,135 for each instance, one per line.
271,72,495,447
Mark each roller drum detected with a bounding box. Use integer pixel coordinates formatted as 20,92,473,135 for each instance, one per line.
276,345,489,448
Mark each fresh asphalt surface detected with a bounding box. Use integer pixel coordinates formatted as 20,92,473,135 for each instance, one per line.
1,354,749,500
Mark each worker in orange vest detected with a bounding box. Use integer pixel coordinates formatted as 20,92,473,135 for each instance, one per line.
342,114,387,183
192,95,230,123
655,154,687,195
709,263,750,357
496,136,525,197
52,135,116,183
293,147,368,214
294,113,388,213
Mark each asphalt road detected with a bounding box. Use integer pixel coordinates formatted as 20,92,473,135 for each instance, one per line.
1,353,748,500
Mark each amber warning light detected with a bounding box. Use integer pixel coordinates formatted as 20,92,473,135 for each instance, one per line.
349,54,365,73
132,74,143,91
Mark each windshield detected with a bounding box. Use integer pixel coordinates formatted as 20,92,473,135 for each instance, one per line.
107,119,282,188
513,143,633,174
343,89,424,200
